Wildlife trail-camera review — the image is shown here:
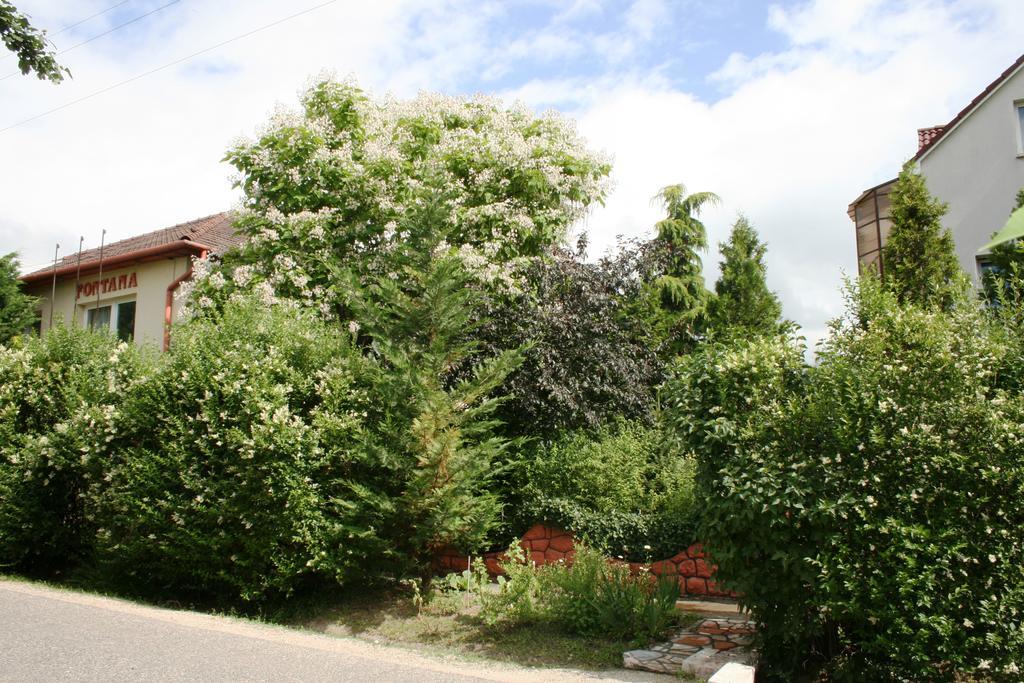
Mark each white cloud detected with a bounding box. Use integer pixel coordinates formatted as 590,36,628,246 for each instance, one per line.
625,0,669,41
565,0,1024,350
1,0,440,272
3,0,1023,353
551,0,604,24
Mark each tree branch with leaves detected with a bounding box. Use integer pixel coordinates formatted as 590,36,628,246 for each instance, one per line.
1,1,68,83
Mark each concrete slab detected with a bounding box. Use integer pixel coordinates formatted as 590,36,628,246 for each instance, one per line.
709,661,756,683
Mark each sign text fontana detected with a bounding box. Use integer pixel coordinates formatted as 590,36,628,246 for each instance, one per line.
76,272,138,299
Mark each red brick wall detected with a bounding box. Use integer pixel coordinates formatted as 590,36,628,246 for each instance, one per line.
434,523,735,598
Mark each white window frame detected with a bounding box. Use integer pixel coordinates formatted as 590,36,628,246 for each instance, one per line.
1016,100,1024,158
86,304,112,331
82,295,137,338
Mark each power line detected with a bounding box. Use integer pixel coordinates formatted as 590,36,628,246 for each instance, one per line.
0,0,339,135
0,0,133,62
53,0,135,37
57,0,180,55
1,0,181,81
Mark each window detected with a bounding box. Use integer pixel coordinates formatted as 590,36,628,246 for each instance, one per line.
87,305,111,331
84,299,136,341
977,256,997,280
1018,102,1024,155
116,301,136,341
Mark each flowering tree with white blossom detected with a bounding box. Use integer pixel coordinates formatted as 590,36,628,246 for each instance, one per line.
192,78,611,318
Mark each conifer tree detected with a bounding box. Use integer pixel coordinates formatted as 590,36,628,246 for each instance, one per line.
351,243,523,579
705,216,785,338
0,253,37,344
653,184,719,313
882,162,963,309
632,184,719,355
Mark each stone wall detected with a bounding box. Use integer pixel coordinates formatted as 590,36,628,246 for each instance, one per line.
435,523,735,598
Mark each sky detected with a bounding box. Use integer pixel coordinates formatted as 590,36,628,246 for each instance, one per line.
2,0,1023,350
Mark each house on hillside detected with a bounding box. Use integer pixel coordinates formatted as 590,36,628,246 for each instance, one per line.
848,53,1024,281
20,212,244,349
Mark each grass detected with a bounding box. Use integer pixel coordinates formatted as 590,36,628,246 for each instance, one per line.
275,583,662,671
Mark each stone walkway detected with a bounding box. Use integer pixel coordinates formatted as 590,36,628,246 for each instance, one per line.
623,614,756,679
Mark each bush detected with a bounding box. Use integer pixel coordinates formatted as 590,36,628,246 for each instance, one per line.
510,422,698,560
6,251,520,607
665,279,1024,680
472,247,663,439
987,269,1024,394
91,299,373,604
662,331,808,676
480,544,680,645
0,253,38,345
348,253,524,577
0,327,149,573
518,422,655,514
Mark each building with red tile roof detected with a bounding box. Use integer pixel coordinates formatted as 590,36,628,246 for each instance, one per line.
21,212,245,350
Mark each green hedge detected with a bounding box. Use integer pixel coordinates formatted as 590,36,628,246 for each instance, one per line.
91,299,374,603
665,279,1024,680
1,258,523,607
0,327,150,573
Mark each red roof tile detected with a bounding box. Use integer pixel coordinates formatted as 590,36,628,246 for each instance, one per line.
23,211,245,280
917,126,945,150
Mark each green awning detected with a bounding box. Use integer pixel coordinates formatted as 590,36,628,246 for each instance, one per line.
978,206,1024,254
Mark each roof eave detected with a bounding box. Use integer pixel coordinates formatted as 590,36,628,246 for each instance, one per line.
847,177,898,221
20,240,210,285
915,53,1024,163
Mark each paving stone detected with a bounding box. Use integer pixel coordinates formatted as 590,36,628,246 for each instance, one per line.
623,613,758,678
623,649,661,662
623,601,759,679
677,634,712,647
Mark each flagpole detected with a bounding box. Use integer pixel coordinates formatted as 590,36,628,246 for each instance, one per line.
48,243,59,330
71,236,84,326
93,229,106,328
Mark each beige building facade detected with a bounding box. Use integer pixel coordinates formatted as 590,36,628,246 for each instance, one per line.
21,213,242,349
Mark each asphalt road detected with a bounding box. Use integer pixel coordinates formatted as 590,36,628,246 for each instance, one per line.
0,578,662,683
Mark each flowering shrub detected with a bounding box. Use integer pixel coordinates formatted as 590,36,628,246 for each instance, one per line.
661,332,808,675
2,248,526,608
90,299,374,603
0,327,150,573
189,78,611,318
665,279,1024,680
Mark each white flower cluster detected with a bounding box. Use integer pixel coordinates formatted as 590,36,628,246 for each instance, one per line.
210,78,611,314
176,256,214,319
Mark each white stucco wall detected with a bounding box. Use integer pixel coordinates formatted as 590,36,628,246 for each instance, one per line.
918,63,1024,283
27,255,192,348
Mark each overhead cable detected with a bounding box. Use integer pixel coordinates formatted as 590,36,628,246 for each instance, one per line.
0,0,339,135
0,0,181,81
